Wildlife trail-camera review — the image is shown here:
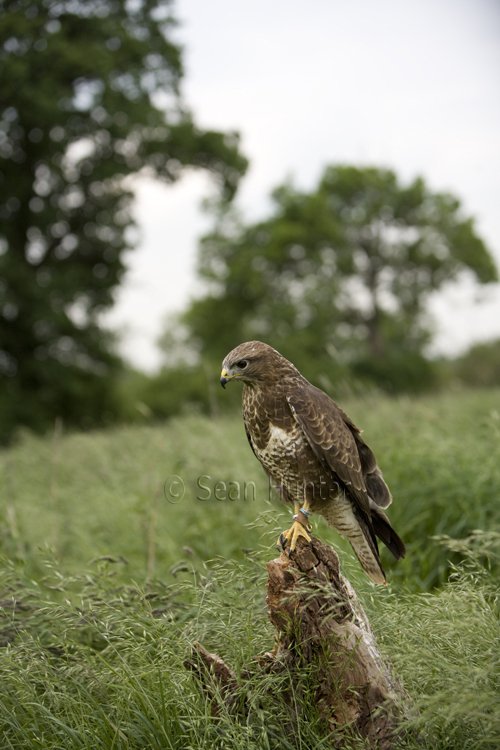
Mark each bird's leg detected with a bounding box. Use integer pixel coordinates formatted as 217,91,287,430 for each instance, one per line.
278,502,301,549
278,500,312,555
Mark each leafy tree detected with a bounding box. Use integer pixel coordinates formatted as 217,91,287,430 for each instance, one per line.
0,0,247,441
183,166,497,391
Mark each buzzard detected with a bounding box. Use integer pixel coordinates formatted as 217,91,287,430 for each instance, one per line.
220,341,405,584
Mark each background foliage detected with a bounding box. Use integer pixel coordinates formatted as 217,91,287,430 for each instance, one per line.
180,166,497,388
128,166,498,423
0,0,247,443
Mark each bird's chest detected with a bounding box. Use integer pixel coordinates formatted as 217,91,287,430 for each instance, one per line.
243,388,305,483
253,422,304,480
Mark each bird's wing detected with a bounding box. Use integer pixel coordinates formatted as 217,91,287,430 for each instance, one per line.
334,403,392,508
244,422,258,458
286,385,371,517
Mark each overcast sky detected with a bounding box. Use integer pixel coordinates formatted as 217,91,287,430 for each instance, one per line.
104,0,500,371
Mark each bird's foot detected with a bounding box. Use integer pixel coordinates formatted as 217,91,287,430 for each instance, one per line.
278,518,312,556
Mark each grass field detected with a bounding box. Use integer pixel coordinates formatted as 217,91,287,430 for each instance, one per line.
1,388,499,747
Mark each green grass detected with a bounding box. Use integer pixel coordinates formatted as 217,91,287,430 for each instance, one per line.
0,539,499,748
1,387,499,588
0,388,500,747
368,536,500,748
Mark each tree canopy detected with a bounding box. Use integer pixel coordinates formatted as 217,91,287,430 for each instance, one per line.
0,0,247,441
183,166,497,391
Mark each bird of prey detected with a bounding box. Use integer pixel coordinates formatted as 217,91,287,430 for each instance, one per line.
220,341,405,584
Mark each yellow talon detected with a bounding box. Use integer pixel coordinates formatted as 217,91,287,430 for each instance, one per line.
278,520,312,554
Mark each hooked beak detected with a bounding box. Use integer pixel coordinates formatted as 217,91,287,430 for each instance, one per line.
220,368,241,389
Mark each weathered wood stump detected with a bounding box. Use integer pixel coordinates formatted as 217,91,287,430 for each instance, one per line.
185,535,407,748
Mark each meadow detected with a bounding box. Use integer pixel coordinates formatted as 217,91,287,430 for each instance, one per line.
0,388,499,748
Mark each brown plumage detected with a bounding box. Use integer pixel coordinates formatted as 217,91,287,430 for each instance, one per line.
221,341,405,584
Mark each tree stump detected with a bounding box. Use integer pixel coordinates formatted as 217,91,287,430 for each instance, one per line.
185,535,407,748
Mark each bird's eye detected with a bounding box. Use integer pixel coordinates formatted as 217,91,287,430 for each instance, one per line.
236,360,248,369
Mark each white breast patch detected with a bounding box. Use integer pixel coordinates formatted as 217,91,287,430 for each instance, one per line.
269,423,293,445
253,422,301,480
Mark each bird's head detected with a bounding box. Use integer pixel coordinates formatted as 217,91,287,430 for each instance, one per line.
220,341,284,389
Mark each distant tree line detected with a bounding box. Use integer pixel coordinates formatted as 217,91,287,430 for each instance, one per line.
128,334,500,424
137,165,497,421
1,2,498,441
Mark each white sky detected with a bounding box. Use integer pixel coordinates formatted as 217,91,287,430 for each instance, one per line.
104,0,500,371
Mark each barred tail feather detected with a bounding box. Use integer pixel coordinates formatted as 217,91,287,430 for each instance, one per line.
348,515,387,586
348,507,406,584
320,496,387,585
370,503,406,560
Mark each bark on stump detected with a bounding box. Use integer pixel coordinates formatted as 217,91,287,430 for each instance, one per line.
185,535,406,749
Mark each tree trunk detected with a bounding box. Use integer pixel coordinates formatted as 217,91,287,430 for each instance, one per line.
185,535,408,748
